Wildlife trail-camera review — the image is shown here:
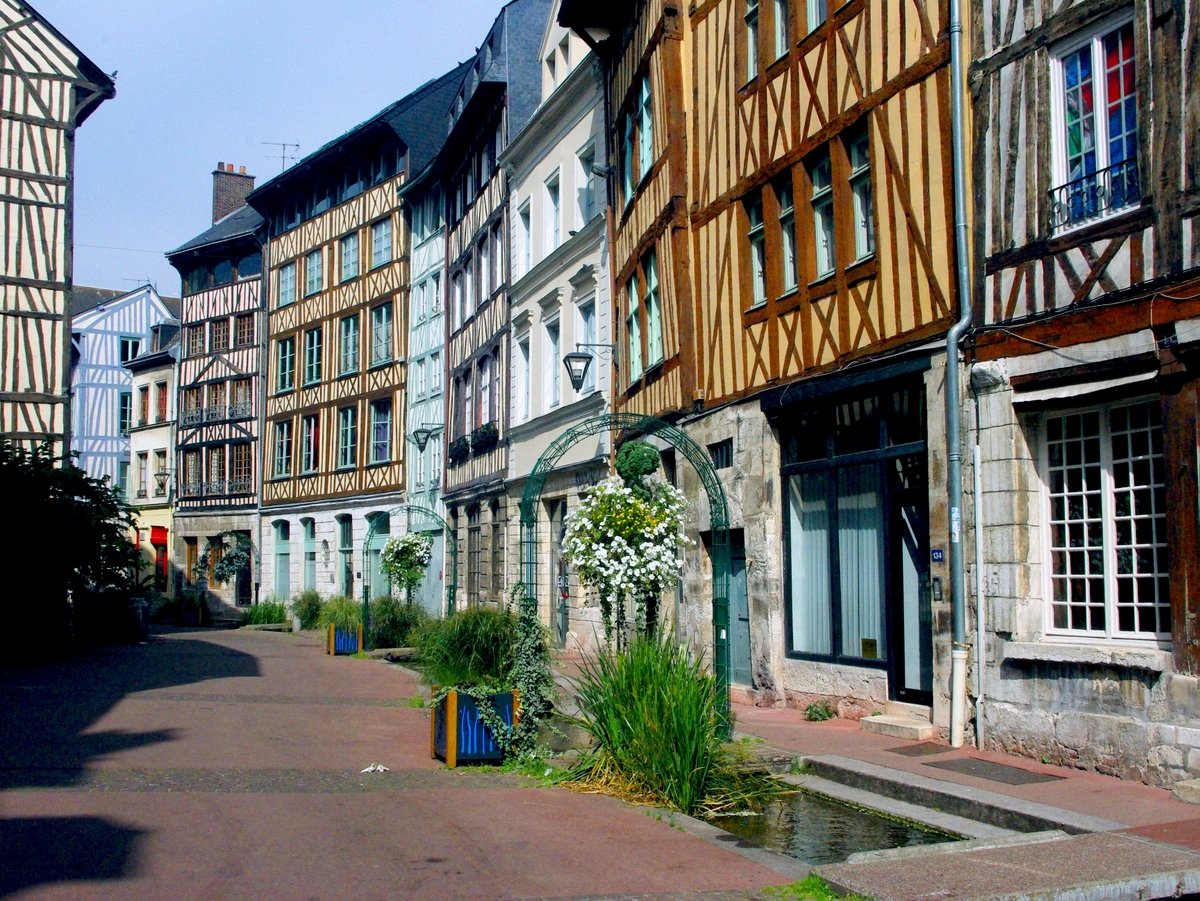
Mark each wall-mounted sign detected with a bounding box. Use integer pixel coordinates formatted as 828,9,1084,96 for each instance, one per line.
931,548,945,563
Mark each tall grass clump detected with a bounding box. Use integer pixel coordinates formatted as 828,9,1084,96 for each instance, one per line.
291,590,324,630
368,595,431,649
571,631,784,817
242,601,287,625
318,595,362,632
414,605,518,686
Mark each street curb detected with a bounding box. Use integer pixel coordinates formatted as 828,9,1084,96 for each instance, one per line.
804,755,1128,835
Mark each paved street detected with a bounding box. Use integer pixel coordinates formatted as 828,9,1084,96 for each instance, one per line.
0,629,789,901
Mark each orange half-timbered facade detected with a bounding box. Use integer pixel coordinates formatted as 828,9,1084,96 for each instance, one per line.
248,68,464,606
563,0,959,721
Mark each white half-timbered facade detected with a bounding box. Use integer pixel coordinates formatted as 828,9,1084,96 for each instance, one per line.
0,0,113,454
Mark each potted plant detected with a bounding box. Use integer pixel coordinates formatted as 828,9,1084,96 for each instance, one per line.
319,595,362,655
469,421,499,454
447,436,471,466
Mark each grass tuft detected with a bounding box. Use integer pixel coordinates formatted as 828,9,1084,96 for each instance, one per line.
318,596,361,632
804,701,837,722
242,601,287,625
413,606,518,686
764,875,873,901
291,590,323,630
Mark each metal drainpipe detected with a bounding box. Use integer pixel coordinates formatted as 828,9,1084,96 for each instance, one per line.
946,0,973,748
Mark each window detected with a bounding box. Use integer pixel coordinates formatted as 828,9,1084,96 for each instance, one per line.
231,443,252,490
452,272,464,330
546,172,561,253
371,400,392,463
637,75,653,181
645,251,663,366
237,252,261,280
747,194,767,307
183,450,201,494
431,272,442,312
207,445,225,492
746,0,760,81
431,434,442,483
430,351,442,392
626,275,643,383
578,145,598,224
303,327,322,385
480,237,491,299
491,511,504,601
462,370,475,436
155,381,168,422
546,51,557,89
809,148,835,277
546,323,561,407
519,202,532,274
416,439,427,485
338,406,357,469
341,232,359,282
467,506,482,604
183,387,201,417
276,336,296,391
370,303,393,366
1042,401,1169,640
415,357,427,396
119,337,141,364
807,0,826,31
303,519,317,592
415,280,427,322
235,314,255,346
137,452,148,497
578,301,596,392
118,460,130,497
518,337,531,420
339,315,359,374
232,378,251,412
305,250,323,296
709,438,734,469
338,515,354,596
621,113,634,205
208,381,226,415
301,414,319,473
274,521,290,600
154,450,167,494
1049,21,1138,231
371,218,393,268
118,392,132,436
185,537,198,584
210,319,229,352
775,0,791,58
778,177,798,291
188,326,204,356
138,386,149,426
847,126,874,259
279,261,297,306
479,354,493,424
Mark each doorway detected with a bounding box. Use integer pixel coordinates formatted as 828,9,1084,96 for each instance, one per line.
546,498,569,647
729,531,753,686
889,456,933,705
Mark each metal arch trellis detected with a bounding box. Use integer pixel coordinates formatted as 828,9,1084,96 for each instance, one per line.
361,503,458,648
517,412,733,731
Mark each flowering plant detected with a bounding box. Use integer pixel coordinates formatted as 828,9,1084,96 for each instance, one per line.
380,532,434,603
562,475,690,646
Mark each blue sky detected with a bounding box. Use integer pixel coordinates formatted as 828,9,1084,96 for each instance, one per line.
36,0,509,297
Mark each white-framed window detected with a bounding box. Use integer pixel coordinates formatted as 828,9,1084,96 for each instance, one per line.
370,399,391,463
119,336,141,363
1039,399,1170,642
519,201,532,275
578,300,596,393
626,274,643,383
118,391,132,435
303,326,322,385
431,433,442,483
517,336,531,421
1048,19,1138,232
809,147,835,278
490,225,503,291
621,112,634,206
340,315,358,374
278,261,297,306
578,144,598,224
637,75,653,179
847,126,875,260
414,280,427,321
370,303,393,366
430,351,442,392
431,272,442,313
464,256,475,318
276,336,296,391
416,439,427,486
301,414,319,474
304,249,322,296
775,0,791,58
480,237,492,299
341,233,359,283
645,250,663,366
452,272,464,331
415,357,427,396
747,194,766,307
779,176,798,292
371,218,393,268
337,406,357,469
545,320,561,407
274,420,293,477
807,0,827,32
546,171,561,253
746,0,760,81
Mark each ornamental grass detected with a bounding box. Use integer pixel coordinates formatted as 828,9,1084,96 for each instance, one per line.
317,595,361,632
569,631,787,817
241,601,287,625
413,605,518,687
368,595,431,649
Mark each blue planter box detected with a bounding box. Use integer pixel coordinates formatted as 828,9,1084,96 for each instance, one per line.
326,624,362,655
431,689,520,767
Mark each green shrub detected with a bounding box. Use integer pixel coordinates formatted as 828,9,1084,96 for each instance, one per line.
291,590,324,630
368,595,431,649
318,595,362,632
414,605,518,686
804,701,836,722
572,631,783,817
242,601,288,625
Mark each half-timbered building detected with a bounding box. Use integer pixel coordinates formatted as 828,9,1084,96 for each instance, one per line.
248,67,464,606
0,1,113,454
500,5,612,648
965,0,1200,788
561,0,961,724
166,167,265,612
68,284,179,488
433,0,554,611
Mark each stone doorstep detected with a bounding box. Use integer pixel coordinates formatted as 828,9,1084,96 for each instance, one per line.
884,700,932,721
1173,778,1200,805
860,714,936,741
816,831,1200,901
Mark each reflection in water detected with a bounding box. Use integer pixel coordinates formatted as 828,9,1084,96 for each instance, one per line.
711,791,958,865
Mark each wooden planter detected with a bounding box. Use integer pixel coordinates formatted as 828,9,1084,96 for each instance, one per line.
430,689,520,768
326,623,363,655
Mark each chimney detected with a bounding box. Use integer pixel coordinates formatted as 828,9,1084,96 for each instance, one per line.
212,162,255,223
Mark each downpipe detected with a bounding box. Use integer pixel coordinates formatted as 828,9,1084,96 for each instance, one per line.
946,0,973,747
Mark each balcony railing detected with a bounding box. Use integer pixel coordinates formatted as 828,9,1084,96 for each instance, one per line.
181,409,203,427
1048,157,1140,233
135,488,148,498
181,482,201,498
229,401,253,419
203,479,226,496
228,478,253,495
204,405,227,423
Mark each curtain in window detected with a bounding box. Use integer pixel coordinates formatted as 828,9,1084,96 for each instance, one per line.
788,471,831,654
838,464,885,659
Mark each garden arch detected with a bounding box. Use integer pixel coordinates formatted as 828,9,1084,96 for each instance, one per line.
518,412,732,727
362,504,458,640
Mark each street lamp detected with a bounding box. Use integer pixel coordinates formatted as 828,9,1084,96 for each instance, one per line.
562,343,618,393
411,427,433,452
153,468,171,496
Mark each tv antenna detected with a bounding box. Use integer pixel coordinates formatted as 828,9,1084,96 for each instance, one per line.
262,141,300,173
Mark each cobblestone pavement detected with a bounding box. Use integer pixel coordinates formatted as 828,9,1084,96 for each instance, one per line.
0,628,791,901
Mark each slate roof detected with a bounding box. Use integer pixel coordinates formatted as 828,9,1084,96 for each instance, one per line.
69,285,179,320
168,204,264,258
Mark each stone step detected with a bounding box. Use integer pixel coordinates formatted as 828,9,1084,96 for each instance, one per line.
860,714,935,741
885,700,932,721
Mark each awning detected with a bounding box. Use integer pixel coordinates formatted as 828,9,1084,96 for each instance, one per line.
150,526,169,546
1011,370,1157,406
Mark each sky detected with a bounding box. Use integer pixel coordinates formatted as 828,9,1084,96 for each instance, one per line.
36,0,511,298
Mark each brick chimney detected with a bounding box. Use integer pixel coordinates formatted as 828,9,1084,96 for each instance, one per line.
212,162,255,224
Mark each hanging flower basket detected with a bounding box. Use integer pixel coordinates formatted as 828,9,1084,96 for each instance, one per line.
431,688,520,767
448,436,471,466
470,421,499,454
